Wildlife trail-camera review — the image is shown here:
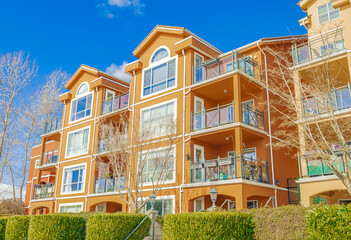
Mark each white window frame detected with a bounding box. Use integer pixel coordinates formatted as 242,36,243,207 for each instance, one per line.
69,82,94,124
139,195,175,216
247,200,258,209
95,203,107,212
139,146,176,186
318,3,340,25
139,99,177,139
243,147,257,161
194,196,205,212
35,160,39,167
193,96,205,130
141,47,178,99
59,202,84,213
149,46,171,66
61,162,87,195
228,200,236,210
65,126,91,158
194,144,205,162
105,89,115,101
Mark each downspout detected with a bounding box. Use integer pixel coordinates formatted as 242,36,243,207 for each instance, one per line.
85,87,99,211
54,100,66,213
257,42,277,207
180,49,186,213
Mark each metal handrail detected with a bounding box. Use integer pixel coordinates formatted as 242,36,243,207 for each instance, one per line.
124,211,152,240
40,150,58,166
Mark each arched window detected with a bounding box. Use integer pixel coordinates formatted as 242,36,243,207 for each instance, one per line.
77,83,89,96
151,48,169,64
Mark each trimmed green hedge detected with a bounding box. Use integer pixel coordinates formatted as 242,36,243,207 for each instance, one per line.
0,218,8,240
5,216,30,240
306,204,351,240
28,214,86,240
86,213,150,240
163,212,254,240
248,205,308,240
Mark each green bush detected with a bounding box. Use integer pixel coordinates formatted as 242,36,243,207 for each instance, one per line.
86,213,150,240
28,214,86,240
247,205,308,240
163,212,254,240
0,217,8,240
5,215,30,240
306,204,351,240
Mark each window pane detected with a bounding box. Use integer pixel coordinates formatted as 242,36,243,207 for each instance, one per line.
144,70,151,87
168,60,175,78
163,199,173,215
318,4,328,15
330,9,340,20
152,82,166,94
153,63,167,84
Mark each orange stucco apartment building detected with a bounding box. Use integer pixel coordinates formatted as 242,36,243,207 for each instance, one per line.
294,0,351,206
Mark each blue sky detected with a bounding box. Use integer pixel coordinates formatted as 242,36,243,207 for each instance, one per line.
0,0,307,83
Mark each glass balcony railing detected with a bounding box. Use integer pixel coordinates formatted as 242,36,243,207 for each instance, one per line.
303,84,351,117
191,103,265,132
33,183,55,200
43,117,61,134
40,150,58,167
97,134,128,153
101,92,129,115
192,51,261,84
94,176,125,193
190,155,269,184
291,29,345,66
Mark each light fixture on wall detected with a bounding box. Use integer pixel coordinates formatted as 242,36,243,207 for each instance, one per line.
149,193,156,211
210,186,218,209
224,89,228,94
185,153,192,161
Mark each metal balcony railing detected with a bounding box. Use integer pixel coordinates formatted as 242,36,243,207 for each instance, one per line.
192,51,261,84
33,183,55,200
43,117,61,134
191,102,264,132
101,92,129,115
190,154,269,184
40,150,58,167
291,28,345,66
242,104,265,130
94,176,125,193
303,83,351,117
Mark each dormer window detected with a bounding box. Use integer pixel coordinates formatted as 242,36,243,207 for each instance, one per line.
143,47,176,97
70,82,93,122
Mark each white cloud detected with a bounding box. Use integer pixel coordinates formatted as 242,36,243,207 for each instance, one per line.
0,183,25,200
103,0,145,16
106,61,132,82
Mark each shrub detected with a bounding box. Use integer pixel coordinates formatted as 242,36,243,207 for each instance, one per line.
306,204,351,240
163,212,254,240
86,213,150,240
0,217,8,240
246,205,308,240
5,215,30,240
0,199,25,215
28,214,86,240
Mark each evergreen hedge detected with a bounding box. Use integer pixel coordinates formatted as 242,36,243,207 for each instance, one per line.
163,212,254,240
28,214,86,240
85,213,150,240
306,204,351,240
0,218,7,240
5,216,30,240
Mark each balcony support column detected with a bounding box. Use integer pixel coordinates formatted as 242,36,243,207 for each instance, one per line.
233,75,241,123
347,52,351,80
235,128,243,179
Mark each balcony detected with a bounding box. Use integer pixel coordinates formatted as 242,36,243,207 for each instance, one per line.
291,29,346,66
302,84,351,117
43,117,61,135
192,51,261,85
190,155,269,184
191,103,265,132
38,150,58,168
94,176,125,193
32,183,55,200
97,134,128,153
101,92,129,115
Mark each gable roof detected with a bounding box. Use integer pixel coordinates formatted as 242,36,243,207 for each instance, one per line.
132,25,223,57
65,64,130,89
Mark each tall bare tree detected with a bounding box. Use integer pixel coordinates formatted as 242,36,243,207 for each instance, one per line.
263,25,351,194
0,51,38,199
97,113,179,213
